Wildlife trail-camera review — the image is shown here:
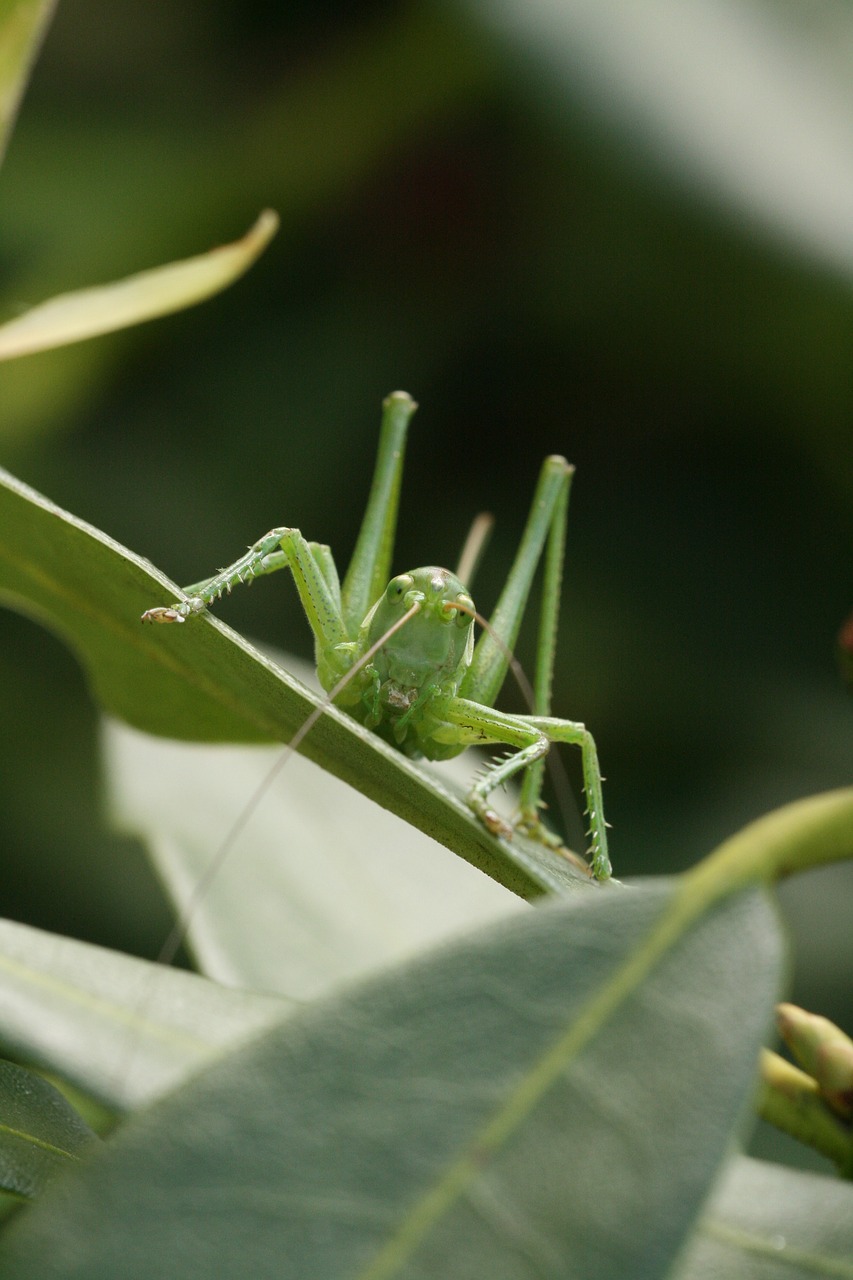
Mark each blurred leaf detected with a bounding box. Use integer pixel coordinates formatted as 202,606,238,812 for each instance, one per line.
469,0,853,277
104,715,522,998
0,881,784,1278
0,1059,96,1199
0,917,288,1112
0,465,593,900
0,0,55,166
0,210,278,359
675,1154,853,1279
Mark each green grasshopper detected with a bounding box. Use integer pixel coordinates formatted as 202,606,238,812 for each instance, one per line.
142,391,611,880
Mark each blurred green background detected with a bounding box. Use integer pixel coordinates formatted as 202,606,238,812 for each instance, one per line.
0,0,851,1155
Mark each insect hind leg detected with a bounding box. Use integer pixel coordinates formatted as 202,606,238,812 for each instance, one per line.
442,695,610,880
520,715,610,881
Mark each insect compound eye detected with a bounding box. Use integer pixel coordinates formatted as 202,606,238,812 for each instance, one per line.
448,593,475,628
386,574,415,604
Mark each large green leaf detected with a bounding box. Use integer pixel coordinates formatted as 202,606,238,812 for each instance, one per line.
0,918,289,1112
0,880,784,1278
0,1060,96,1200
676,1154,853,1279
0,465,596,900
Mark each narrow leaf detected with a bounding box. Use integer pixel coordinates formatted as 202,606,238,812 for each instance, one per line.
0,0,56,167
0,210,279,359
0,1060,96,1199
0,881,784,1278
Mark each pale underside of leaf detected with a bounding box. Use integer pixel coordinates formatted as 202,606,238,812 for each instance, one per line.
104,715,524,999
675,1154,853,1279
0,917,290,1112
470,0,853,278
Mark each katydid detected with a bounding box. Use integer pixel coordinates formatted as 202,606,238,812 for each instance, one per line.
142,391,611,881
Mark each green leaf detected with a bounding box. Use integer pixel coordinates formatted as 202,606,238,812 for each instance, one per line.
0,0,55,167
0,211,279,359
0,465,594,900
103,716,523,997
0,1059,96,1200
676,1154,853,1279
0,881,784,1278
0,917,289,1112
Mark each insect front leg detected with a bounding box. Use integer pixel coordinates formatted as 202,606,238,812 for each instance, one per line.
141,528,349,659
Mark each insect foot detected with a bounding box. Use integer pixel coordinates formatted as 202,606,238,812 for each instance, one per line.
140,606,187,623
482,808,513,839
141,596,208,623
466,794,513,841
515,810,595,878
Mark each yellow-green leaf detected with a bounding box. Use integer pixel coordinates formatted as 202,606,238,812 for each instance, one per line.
0,0,56,167
0,210,279,360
